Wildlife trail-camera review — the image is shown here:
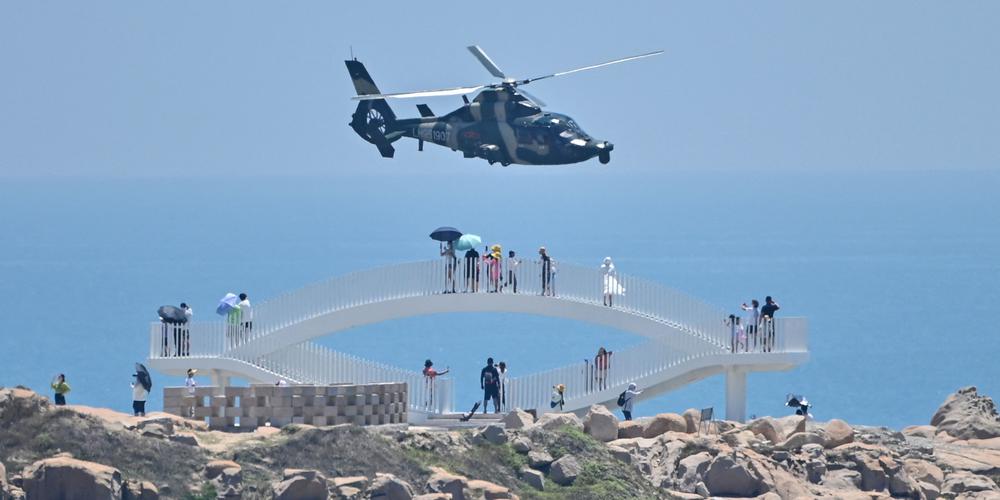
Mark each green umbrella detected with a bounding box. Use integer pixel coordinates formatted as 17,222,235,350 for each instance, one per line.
455,234,482,251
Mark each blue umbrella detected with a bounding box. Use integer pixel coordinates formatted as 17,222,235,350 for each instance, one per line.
216,293,239,316
455,234,482,251
430,226,462,242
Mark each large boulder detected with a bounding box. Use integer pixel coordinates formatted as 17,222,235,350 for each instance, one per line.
643,413,687,438
747,417,781,444
0,388,49,426
549,455,581,486
21,456,123,499
204,460,242,498
822,419,854,448
426,468,466,500
533,412,583,432
368,473,413,500
527,451,553,469
476,424,508,445
122,479,159,500
773,415,806,441
821,469,862,490
703,455,767,497
941,470,1000,496
931,386,1000,440
519,467,544,490
775,431,825,450
854,455,888,492
501,409,534,429
465,480,513,500
583,405,619,442
904,460,944,500
273,469,328,500
676,451,712,491
681,408,701,433
618,420,644,439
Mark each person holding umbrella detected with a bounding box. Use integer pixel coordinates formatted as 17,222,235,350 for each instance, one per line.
131,364,152,416
51,374,70,406
431,227,462,293
217,293,240,348
157,304,188,357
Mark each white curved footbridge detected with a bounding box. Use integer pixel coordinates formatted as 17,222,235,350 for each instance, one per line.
147,260,808,422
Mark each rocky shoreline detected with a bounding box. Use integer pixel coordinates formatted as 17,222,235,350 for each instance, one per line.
1,386,999,499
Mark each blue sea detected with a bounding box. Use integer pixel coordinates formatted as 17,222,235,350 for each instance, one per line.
1,169,997,428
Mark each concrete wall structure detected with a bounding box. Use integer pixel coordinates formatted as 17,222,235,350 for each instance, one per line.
162,383,407,429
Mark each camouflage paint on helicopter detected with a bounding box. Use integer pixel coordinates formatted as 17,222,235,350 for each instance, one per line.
346,46,662,166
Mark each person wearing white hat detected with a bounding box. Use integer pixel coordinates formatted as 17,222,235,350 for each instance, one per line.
185,369,198,417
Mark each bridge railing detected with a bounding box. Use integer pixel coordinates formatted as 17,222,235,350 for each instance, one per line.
224,259,735,353
256,342,454,414
505,316,808,412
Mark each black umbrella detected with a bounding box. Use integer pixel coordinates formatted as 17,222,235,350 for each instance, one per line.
429,226,462,242
157,305,187,324
135,362,152,391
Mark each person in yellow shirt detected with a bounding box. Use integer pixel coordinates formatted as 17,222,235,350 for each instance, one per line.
51,374,70,406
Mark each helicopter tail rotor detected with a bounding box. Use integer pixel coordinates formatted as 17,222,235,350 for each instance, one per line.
346,59,399,158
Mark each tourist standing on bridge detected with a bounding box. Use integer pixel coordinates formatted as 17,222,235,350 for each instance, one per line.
539,247,553,296
595,347,612,390
178,303,192,356
485,245,502,292
465,247,480,293
506,250,519,293
51,374,70,406
423,359,449,408
741,300,760,351
760,296,780,352
601,257,625,307
441,241,457,293
238,293,253,341
621,382,642,420
481,357,501,414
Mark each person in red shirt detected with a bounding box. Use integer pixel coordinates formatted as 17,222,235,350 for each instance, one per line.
423,359,449,408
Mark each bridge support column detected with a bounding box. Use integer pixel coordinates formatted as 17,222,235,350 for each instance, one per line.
725,368,747,423
210,370,230,396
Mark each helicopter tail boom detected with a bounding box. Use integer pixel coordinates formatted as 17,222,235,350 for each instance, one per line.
346,59,398,158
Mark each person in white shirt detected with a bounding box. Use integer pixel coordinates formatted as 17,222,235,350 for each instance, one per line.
741,300,760,351
497,361,509,412
506,251,520,293
131,374,148,416
185,368,197,417
238,293,253,342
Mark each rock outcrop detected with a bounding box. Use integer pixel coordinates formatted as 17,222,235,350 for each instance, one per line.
532,412,583,432
643,413,687,438
21,456,124,500
272,469,328,500
583,405,619,442
500,409,533,430
549,455,581,486
931,386,1000,440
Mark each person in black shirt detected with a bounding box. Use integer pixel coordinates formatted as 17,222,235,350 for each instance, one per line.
480,357,501,413
539,247,552,296
760,296,780,352
465,248,480,292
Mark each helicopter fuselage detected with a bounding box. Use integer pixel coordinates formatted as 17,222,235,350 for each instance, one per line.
377,87,613,166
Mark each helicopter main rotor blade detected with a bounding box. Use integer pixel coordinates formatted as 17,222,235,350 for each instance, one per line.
467,45,507,79
516,88,547,108
523,50,664,84
352,84,487,100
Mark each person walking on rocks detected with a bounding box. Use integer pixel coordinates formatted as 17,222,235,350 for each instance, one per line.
51,374,70,406
423,359,450,408
131,373,148,416
481,357,501,414
621,382,642,421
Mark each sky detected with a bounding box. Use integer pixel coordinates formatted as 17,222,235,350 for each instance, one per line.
2,1,999,178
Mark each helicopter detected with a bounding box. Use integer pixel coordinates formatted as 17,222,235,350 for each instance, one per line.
345,46,662,166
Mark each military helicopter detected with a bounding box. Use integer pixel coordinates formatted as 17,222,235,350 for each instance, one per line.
345,46,662,166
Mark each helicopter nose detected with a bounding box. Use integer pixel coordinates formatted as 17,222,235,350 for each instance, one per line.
593,140,613,153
